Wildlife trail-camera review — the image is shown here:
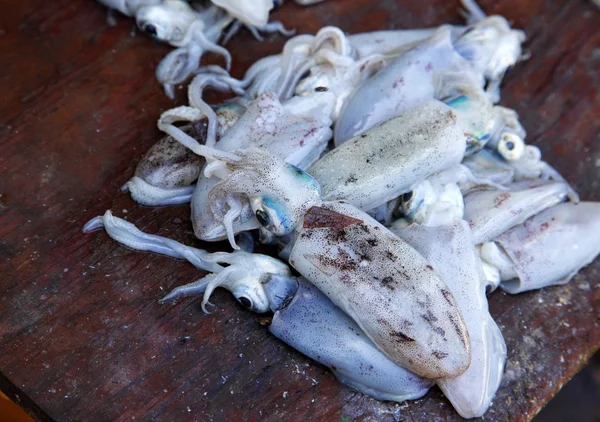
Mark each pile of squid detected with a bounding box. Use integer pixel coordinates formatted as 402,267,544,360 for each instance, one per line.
86,0,600,418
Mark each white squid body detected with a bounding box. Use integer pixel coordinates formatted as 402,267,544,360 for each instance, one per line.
484,202,600,294
464,181,571,245
348,29,445,59
268,277,433,402
462,149,515,186
211,0,273,28
335,10,525,145
288,201,471,379
346,3,523,62
308,100,465,212
192,92,333,241
333,27,481,145
393,220,506,419
123,125,205,206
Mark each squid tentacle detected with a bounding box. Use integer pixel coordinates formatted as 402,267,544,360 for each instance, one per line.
224,196,244,250
187,68,247,147
82,211,224,273
157,44,204,99
158,107,241,162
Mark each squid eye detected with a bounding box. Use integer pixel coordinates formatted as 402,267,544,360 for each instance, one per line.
315,86,328,92
143,24,157,36
402,191,413,202
255,209,270,227
238,296,252,308
498,132,525,161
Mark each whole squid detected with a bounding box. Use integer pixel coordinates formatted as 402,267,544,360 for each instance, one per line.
181,99,464,244
121,123,206,206
307,100,465,212
392,219,506,418
480,202,600,293
83,211,434,401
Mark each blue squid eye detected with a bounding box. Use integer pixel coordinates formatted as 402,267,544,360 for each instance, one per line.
262,197,292,232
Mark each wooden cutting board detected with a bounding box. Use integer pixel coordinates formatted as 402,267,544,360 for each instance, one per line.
0,0,599,420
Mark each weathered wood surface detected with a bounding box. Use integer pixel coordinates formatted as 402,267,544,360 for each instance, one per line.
0,0,599,420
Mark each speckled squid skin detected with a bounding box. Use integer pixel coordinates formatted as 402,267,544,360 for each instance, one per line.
191,92,331,241
464,181,570,245
394,220,506,419
495,202,600,294
121,123,207,206
269,278,433,402
134,124,205,190
308,100,465,212
288,201,471,379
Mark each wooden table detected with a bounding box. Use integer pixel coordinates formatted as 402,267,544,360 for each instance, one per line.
1,0,599,420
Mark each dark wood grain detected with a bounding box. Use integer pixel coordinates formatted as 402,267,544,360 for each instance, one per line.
1,0,599,421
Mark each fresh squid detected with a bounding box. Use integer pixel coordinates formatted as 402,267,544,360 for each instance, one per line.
182,100,464,244
308,100,466,212
479,202,600,294
184,91,333,245
83,210,435,400
285,201,471,379
266,275,433,402
463,180,572,245
334,11,525,145
392,219,506,419
121,123,206,206
96,0,298,97
83,210,291,313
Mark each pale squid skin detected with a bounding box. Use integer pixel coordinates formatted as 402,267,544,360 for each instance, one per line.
266,276,433,402
191,92,333,242
462,149,515,186
122,124,205,206
392,220,506,419
308,100,466,212
464,181,571,245
287,201,471,379
480,202,600,294
208,149,322,236
334,27,476,145
82,211,291,313
334,13,525,144
462,146,579,202
211,0,273,28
